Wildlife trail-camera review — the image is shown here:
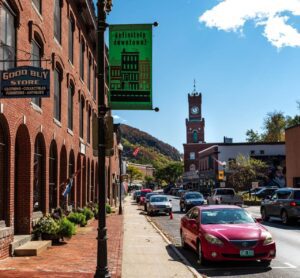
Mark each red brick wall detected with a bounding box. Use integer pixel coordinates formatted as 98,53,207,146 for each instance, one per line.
0,0,118,257
0,232,13,260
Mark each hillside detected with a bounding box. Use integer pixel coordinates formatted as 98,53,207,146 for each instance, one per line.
119,124,181,169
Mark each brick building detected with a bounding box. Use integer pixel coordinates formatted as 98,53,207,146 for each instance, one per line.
286,124,300,187
0,0,120,259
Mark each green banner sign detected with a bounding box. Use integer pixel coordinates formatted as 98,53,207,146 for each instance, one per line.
109,24,152,110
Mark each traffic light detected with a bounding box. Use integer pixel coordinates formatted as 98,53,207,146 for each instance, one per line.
218,170,224,181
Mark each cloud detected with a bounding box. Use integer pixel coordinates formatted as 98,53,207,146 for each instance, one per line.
199,0,300,48
112,114,127,123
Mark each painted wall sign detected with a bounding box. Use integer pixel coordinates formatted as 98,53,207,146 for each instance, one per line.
0,66,50,98
109,24,153,110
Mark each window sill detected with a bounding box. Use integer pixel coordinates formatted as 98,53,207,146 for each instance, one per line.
53,118,62,128
30,102,43,114
54,37,62,49
32,3,43,20
67,128,74,136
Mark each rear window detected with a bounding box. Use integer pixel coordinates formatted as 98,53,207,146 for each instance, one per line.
186,193,203,199
216,189,234,195
294,191,300,200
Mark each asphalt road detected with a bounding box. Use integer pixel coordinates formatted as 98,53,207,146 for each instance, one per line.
147,195,300,278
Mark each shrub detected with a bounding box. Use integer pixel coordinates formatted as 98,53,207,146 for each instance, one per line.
106,204,112,214
83,207,94,221
67,212,87,227
58,217,76,239
34,215,59,236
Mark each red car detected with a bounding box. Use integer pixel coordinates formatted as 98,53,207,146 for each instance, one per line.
180,205,276,265
139,189,152,206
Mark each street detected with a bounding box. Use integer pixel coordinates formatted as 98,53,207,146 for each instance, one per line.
147,195,300,278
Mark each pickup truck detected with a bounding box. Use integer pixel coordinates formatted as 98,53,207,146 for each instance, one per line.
207,188,243,206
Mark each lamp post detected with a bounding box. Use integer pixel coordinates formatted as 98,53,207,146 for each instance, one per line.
117,143,123,214
95,1,112,277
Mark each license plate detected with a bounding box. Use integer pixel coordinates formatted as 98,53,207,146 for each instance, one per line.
240,250,254,257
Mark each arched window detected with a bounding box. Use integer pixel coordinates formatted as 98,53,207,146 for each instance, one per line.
193,130,198,143
0,2,16,70
68,14,75,63
32,0,41,14
54,66,62,121
87,106,91,143
54,0,62,43
80,38,85,80
34,134,45,212
31,35,43,107
79,96,84,138
49,141,57,211
68,82,74,130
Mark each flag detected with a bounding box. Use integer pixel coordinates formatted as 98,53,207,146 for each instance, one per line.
212,157,226,166
132,147,140,157
62,178,73,197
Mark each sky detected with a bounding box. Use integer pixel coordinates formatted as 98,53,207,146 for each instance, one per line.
95,0,300,153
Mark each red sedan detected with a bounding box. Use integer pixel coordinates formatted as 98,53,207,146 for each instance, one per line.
180,205,276,265
139,189,152,206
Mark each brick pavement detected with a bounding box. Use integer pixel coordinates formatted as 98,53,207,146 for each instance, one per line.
0,214,123,278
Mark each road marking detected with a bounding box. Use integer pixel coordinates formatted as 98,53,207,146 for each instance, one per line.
284,262,297,268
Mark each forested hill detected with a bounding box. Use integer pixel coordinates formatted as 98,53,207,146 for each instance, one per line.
119,124,182,169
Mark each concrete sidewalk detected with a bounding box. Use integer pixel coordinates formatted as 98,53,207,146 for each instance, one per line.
122,197,196,278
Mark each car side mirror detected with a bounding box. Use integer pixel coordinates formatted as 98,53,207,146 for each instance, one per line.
169,199,172,202
255,217,263,223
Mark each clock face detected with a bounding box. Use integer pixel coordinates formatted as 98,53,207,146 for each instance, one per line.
191,106,199,115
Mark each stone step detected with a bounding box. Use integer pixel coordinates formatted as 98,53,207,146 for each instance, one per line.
10,235,32,256
0,220,6,228
14,240,52,256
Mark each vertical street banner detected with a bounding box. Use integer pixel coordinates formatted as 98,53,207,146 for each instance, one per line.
109,24,153,110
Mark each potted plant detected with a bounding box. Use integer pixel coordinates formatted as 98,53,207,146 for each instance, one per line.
58,217,76,240
34,215,60,242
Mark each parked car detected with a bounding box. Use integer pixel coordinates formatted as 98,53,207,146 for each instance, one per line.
147,195,172,216
139,189,153,206
180,205,276,265
135,190,142,203
252,187,278,199
207,188,243,206
261,188,300,224
177,189,186,197
180,192,205,212
144,192,159,211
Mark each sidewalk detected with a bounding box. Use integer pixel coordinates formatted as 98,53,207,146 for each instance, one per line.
0,213,123,277
122,196,196,278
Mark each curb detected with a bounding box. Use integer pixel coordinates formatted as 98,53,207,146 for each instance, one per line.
146,216,203,278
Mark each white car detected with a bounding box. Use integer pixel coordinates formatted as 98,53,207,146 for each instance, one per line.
147,195,172,216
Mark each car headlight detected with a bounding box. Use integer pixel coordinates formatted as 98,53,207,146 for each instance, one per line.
204,234,224,246
263,233,273,245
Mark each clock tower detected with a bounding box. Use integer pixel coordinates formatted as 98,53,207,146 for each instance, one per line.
186,91,205,144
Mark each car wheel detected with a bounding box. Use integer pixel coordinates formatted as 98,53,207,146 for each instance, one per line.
281,210,290,225
261,260,271,267
180,231,187,249
261,207,270,222
197,241,207,266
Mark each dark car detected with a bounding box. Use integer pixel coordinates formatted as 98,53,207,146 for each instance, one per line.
252,187,278,199
261,188,300,224
135,190,142,203
180,192,205,212
144,192,158,211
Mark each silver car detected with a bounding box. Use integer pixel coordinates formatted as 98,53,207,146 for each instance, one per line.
147,195,172,216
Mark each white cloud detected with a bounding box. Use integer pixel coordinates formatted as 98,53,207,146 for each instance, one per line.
199,0,300,48
112,114,127,123
112,115,120,120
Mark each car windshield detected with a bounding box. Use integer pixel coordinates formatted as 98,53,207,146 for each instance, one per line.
186,193,203,199
151,196,168,202
146,193,156,199
216,189,234,195
201,209,255,225
294,191,300,200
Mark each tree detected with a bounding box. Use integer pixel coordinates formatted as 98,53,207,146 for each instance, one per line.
127,165,143,185
227,154,268,191
154,162,183,185
144,175,154,187
261,111,286,142
245,129,261,143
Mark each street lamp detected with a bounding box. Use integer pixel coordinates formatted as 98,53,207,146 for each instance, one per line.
95,1,112,278
117,143,123,214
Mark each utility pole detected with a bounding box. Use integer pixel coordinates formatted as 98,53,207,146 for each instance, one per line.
95,1,112,277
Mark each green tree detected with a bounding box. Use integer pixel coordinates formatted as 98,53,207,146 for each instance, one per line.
127,165,143,185
261,111,286,142
227,154,268,191
154,162,183,184
144,175,154,186
245,129,261,143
